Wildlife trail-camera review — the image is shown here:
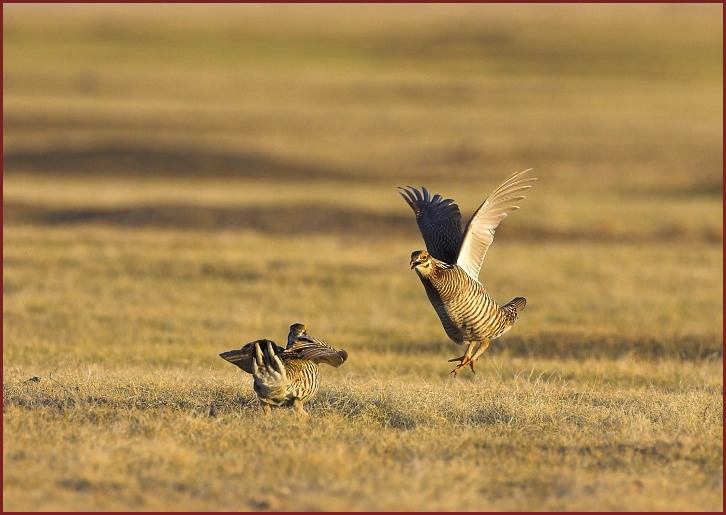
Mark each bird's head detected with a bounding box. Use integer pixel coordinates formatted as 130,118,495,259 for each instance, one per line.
289,323,307,338
410,250,434,274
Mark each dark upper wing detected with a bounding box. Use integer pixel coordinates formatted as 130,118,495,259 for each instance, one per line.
398,186,462,263
286,334,348,368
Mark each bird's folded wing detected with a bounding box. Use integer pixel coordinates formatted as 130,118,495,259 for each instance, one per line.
456,169,537,282
398,186,462,264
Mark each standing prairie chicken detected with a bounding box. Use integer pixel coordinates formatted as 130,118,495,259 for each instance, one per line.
399,169,537,375
219,323,348,414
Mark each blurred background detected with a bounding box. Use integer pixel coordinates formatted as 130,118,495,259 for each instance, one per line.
3,3,723,362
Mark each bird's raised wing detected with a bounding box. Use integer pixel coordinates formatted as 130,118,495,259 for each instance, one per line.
398,186,462,263
456,169,536,282
287,334,348,367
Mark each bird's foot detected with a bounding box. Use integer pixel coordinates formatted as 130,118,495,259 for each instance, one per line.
292,398,309,418
448,355,476,376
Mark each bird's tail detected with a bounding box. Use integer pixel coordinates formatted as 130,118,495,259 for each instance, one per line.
504,297,527,315
251,340,290,403
220,339,285,374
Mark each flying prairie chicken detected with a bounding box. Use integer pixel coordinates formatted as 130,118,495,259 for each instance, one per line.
219,323,348,415
399,169,536,375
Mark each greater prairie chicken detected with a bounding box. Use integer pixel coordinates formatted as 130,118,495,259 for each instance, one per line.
399,169,536,375
219,323,348,414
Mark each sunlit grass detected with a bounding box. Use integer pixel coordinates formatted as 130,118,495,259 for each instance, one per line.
3,365,722,511
3,3,722,512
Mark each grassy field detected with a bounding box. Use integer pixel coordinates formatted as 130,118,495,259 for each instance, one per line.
3,4,723,512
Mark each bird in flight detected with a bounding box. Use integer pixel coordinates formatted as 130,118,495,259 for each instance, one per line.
399,169,536,375
219,323,348,415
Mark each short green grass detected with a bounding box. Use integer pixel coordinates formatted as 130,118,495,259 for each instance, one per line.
3,4,723,512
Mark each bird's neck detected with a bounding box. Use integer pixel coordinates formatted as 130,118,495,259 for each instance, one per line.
416,259,453,281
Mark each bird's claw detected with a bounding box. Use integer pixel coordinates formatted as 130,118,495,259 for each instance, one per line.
448,355,476,375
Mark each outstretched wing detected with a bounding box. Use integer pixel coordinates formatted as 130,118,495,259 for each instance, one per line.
398,186,462,264
456,169,537,282
287,334,348,367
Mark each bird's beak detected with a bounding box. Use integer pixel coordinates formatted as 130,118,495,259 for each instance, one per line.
410,258,419,269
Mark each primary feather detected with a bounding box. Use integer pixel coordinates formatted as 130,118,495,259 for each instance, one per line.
397,185,462,264
456,169,536,281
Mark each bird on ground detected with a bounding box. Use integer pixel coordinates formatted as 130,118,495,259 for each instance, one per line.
219,323,348,414
399,169,537,375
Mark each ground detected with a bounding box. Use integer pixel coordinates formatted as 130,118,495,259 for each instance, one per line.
3,4,723,511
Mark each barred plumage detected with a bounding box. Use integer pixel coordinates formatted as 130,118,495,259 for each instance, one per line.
400,169,536,375
219,323,348,414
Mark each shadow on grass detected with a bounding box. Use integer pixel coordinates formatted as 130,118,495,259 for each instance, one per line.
4,200,722,244
3,145,347,181
365,333,723,361
2,378,260,419
4,200,409,238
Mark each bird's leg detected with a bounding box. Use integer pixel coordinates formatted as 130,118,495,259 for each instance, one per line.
260,400,272,415
291,398,309,418
448,342,477,376
467,339,491,374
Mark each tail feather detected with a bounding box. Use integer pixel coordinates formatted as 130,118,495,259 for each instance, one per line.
251,340,290,404
504,296,527,315
219,340,285,374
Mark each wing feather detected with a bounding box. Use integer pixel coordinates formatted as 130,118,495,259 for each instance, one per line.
286,334,348,367
456,169,537,281
398,185,463,263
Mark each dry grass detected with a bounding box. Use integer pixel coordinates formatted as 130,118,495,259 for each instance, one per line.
3,367,722,511
3,3,723,512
